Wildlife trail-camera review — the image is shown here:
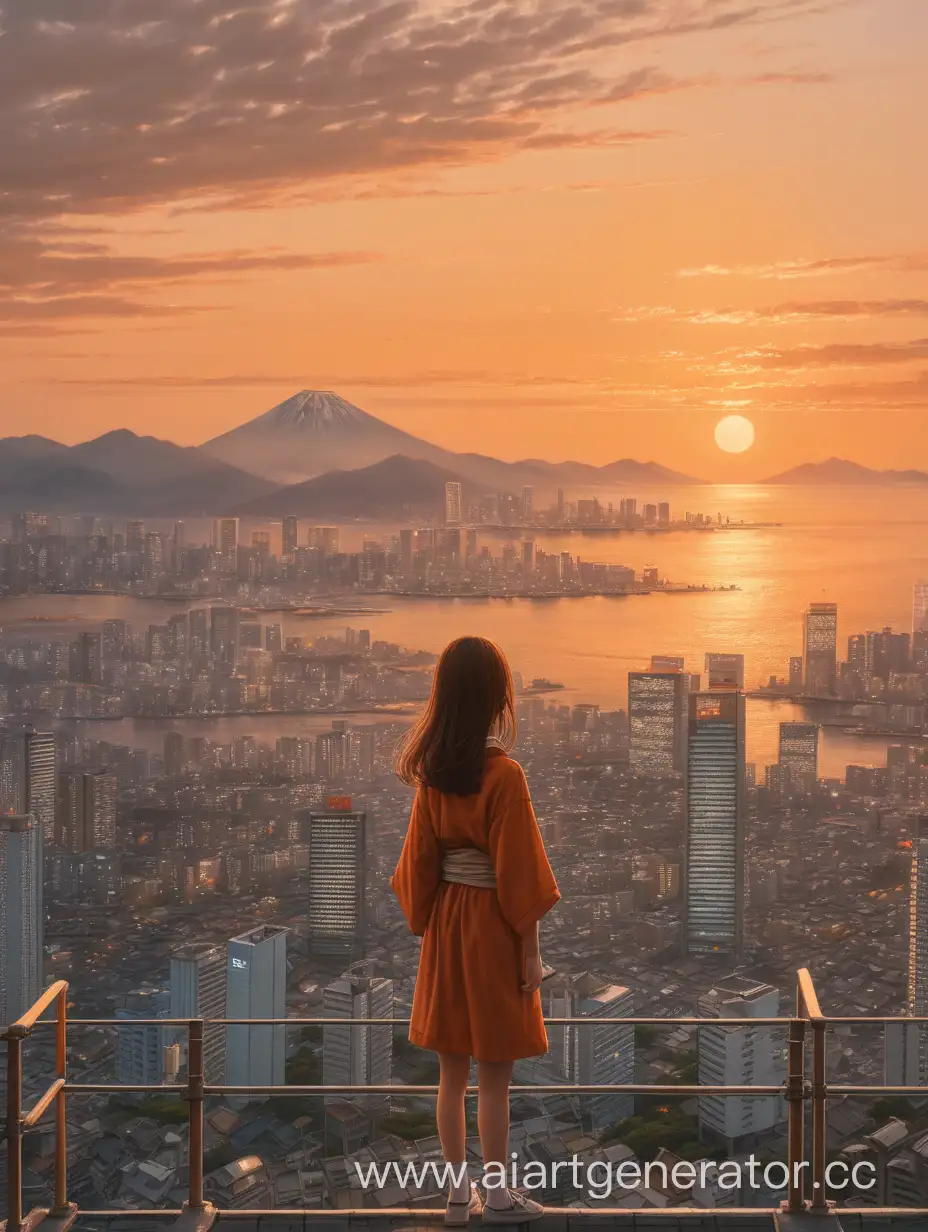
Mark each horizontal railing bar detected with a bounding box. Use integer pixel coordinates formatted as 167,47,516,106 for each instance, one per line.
22,1078,66,1128
797,967,824,1021
830,1085,928,1095
63,1015,792,1028
63,1080,783,1096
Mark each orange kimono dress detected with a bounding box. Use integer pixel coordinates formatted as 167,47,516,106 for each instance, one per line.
391,748,560,1062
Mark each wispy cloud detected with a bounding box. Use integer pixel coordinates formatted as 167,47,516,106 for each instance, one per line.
755,339,928,368
614,300,928,324
678,254,928,279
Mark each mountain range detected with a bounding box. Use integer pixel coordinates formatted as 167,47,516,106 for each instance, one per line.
764,458,928,486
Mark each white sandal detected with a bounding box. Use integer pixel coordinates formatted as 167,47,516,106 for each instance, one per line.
445,1181,484,1226
481,1189,544,1223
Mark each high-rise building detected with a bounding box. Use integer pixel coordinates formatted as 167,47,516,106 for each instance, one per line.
55,767,117,852
886,818,928,1088
117,990,170,1086
282,515,299,559
534,974,635,1130
683,690,746,960
307,526,340,554
705,653,745,690
658,502,671,524
0,727,56,843
225,925,288,1097
444,481,463,526
914,583,928,635
304,808,366,962
521,486,534,521
170,943,228,1083
212,517,239,573
102,619,129,660
125,519,145,552
803,602,838,695
189,608,209,659
778,722,819,792
0,816,43,1024
210,606,240,667
788,656,804,693
650,654,685,673
172,521,185,571
628,671,687,776
323,964,393,1113
70,631,103,684
698,976,785,1151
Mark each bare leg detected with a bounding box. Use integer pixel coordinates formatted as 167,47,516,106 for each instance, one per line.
438,1053,471,1201
478,1059,513,1208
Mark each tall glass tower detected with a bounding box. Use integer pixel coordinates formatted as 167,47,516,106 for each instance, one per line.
683,690,746,960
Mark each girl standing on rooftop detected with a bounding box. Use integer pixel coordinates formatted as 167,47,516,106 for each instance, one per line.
392,636,560,1224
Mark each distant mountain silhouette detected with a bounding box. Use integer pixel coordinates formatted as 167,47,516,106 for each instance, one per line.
765,457,928,486
0,430,277,514
201,389,699,487
236,455,480,519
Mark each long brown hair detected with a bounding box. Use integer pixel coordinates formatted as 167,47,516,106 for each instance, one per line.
396,636,517,795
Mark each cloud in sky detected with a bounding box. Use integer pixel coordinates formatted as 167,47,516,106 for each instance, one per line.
613,300,928,324
754,338,928,368
0,0,831,223
678,254,928,279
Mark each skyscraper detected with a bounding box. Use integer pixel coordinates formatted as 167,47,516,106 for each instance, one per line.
225,925,288,1097
210,606,240,667
650,654,685,673
55,767,118,852
705,653,745,690
170,943,228,1083
322,964,393,1114
212,516,239,574
803,602,838,695
887,818,928,1088
125,519,145,552
282,515,299,558
444,481,462,526
535,974,635,1130
117,990,170,1086
304,808,367,962
628,671,687,776
778,722,819,792
0,816,43,1024
698,976,785,1151
0,727,56,843
914,583,928,635
683,690,746,960
70,631,103,684
521,485,534,521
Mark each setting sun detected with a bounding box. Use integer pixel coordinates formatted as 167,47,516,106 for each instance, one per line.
714,415,756,454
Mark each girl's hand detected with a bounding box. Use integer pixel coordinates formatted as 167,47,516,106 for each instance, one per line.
522,953,544,993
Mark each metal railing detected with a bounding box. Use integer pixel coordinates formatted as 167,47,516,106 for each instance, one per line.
2,967,924,1227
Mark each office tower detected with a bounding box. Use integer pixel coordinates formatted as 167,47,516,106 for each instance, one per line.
556,489,565,520
521,539,535,572
172,520,185,571
628,671,687,776
444,481,463,526
650,654,685,672
307,526,340,554
683,690,746,959
163,732,186,778
55,767,117,852
167,612,188,658
886,818,928,1088
803,602,838,695
521,485,534,521
0,727,56,843
125,519,145,552
225,925,288,1096
539,974,635,1130
658,502,671,524
210,606,240,667
323,964,393,1113
788,656,803,692
103,619,129,660
117,990,170,1085
705,653,745,690
212,516,239,573
698,976,785,1151
304,808,366,962
0,816,42,1024
170,943,228,1083
282,515,299,558
778,722,819,792
189,608,209,658
70,631,103,684
914,583,928,635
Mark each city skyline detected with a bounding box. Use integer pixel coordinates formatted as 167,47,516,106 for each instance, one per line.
1,2,926,479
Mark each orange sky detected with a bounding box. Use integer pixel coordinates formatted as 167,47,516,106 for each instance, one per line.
1,0,926,481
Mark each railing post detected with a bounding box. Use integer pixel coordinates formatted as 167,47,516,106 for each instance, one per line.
810,1017,828,1210
785,1015,807,1214
53,986,69,1215
5,1026,25,1232
186,1019,205,1210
